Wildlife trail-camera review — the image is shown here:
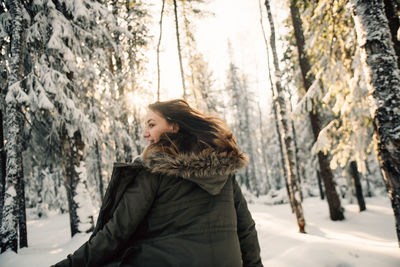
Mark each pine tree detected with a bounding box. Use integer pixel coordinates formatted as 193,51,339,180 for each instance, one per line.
289,0,344,220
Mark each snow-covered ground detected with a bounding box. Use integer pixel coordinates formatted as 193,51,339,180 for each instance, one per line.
0,197,399,266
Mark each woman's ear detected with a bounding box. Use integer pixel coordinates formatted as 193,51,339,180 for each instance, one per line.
172,123,179,133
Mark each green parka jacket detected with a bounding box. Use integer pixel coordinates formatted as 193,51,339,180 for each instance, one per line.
53,147,263,267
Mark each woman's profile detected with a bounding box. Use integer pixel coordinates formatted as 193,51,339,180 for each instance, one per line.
53,99,263,267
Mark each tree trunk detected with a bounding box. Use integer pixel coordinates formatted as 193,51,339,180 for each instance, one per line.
265,0,306,233
173,0,187,99
258,0,288,194
288,94,303,201
365,160,373,197
351,0,400,246
289,0,344,220
0,111,6,228
94,140,104,199
17,162,27,248
257,103,272,192
317,170,325,200
61,130,94,237
383,0,400,67
347,161,366,212
157,0,166,101
0,0,26,253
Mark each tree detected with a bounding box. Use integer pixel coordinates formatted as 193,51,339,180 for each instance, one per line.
258,0,289,195
226,58,259,195
264,0,306,233
383,0,400,66
156,0,166,101
351,0,400,246
173,0,187,98
346,161,366,212
0,0,27,252
289,0,344,220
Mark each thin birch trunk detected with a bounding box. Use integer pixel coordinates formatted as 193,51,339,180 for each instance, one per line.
288,93,303,201
265,0,306,233
351,0,400,246
289,0,344,220
173,0,187,99
157,0,166,101
257,103,272,192
258,0,290,196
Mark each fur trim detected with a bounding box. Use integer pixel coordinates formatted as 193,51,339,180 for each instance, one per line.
143,148,248,179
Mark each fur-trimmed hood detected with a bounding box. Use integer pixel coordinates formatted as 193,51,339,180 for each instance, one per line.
140,148,248,195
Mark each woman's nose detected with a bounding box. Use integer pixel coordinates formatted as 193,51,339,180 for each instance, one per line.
142,129,149,138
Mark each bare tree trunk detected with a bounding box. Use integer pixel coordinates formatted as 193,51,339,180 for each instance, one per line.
351,0,400,246
0,0,26,253
347,161,366,212
94,141,104,199
90,99,104,199
317,170,325,200
257,103,272,192
383,0,400,67
61,130,93,237
17,161,27,248
365,160,373,197
289,0,344,220
288,93,303,201
157,0,166,101
173,0,187,99
0,111,6,228
265,0,306,233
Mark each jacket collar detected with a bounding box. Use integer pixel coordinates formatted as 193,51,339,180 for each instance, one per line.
142,148,248,195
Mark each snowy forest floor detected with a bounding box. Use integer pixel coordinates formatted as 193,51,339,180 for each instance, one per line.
0,197,399,267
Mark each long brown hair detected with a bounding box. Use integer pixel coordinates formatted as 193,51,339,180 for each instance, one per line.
143,99,240,157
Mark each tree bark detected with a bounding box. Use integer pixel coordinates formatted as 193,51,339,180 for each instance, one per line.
257,103,272,192
347,161,366,212
94,140,104,200
173,0,187,99
317,170,325,200
0,111,6,228
289,0,344,220
61,130,93,237
383,0,400,67
265,0,306,233
0,0,26,253
157,0,166,101
351,0,400,246
258,0,289,194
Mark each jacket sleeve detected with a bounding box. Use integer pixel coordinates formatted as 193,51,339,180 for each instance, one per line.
233,177,263,267
53,169,159,267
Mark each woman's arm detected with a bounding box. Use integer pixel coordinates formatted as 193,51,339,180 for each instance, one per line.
233,177,263,267
53,169,159,267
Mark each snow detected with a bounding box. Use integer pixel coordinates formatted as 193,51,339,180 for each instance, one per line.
0,197,399,266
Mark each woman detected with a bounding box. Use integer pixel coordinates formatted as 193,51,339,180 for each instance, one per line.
53,99,263,267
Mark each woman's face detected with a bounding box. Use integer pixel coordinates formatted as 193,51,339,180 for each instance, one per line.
142,109,178,145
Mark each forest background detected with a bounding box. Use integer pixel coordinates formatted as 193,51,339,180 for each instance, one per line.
1,0,400,257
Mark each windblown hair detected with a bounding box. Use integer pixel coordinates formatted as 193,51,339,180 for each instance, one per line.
143,99,242,159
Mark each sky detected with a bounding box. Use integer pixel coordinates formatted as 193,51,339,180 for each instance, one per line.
146,0,290,109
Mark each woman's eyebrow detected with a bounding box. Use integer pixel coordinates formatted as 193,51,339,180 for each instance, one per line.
146,119,155,125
